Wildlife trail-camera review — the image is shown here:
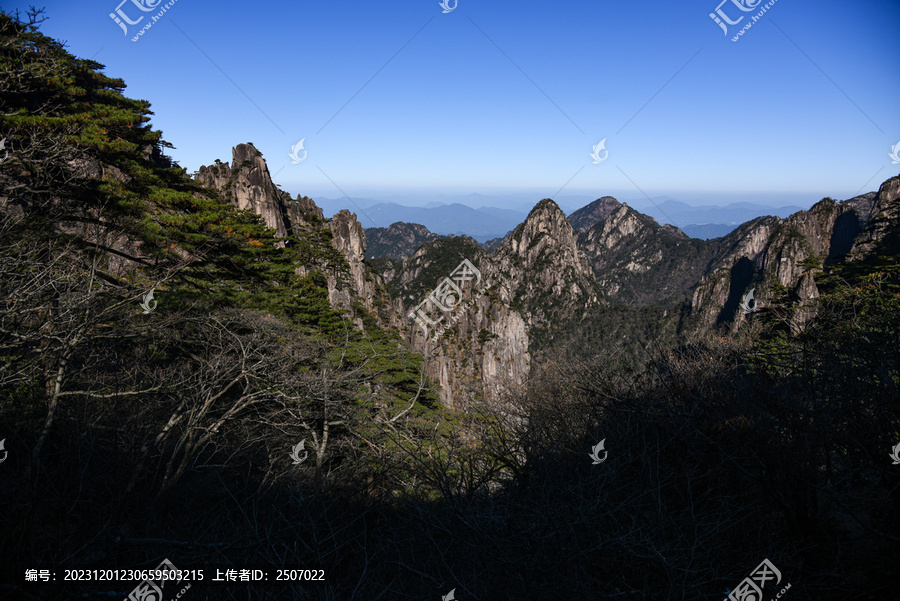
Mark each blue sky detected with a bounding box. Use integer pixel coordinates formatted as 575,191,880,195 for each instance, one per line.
9,0,900,212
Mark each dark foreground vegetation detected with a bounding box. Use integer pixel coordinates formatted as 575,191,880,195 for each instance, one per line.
1,8,898,600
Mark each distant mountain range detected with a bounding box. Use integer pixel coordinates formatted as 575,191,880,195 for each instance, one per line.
630,197,805,239
317,196,808,241
319,201,524,242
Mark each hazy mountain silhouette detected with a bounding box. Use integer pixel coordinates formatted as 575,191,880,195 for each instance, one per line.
315,196,807,241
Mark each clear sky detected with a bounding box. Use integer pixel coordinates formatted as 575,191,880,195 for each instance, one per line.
8,0,900,210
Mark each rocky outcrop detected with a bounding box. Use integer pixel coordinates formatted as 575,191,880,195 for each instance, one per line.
364,222,441,260
849,177,899,262
414,284,529,412
489,199,600,331
385,237,530,409
688,189,887,330
328,210,378,316
196,143,378,323
578,202,708,306
481,236,506,253
687,217,779,328
286,195,325,228
196,143,324,236
790,271,819,334
568,196,622,232
385,200,604,407
196,143,288,239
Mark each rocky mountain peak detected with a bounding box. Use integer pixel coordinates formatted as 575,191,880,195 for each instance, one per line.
197,143,288,238
197,144,380,324
506,198,583,267
586,202,655,250
232,141,262,162
577,200,709,306
331,209,365,250
490,198,599,331
196,143,324,236
568,196,622,232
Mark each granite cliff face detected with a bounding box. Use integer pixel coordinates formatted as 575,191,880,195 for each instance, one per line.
381,200,603,407
195,143,377,320
687,186,887,330
195,143,324,235
328,209,379,316
489,199,600,331
849,177,899,262
687,217,781,329
390,237,530,410
577,200,708,307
